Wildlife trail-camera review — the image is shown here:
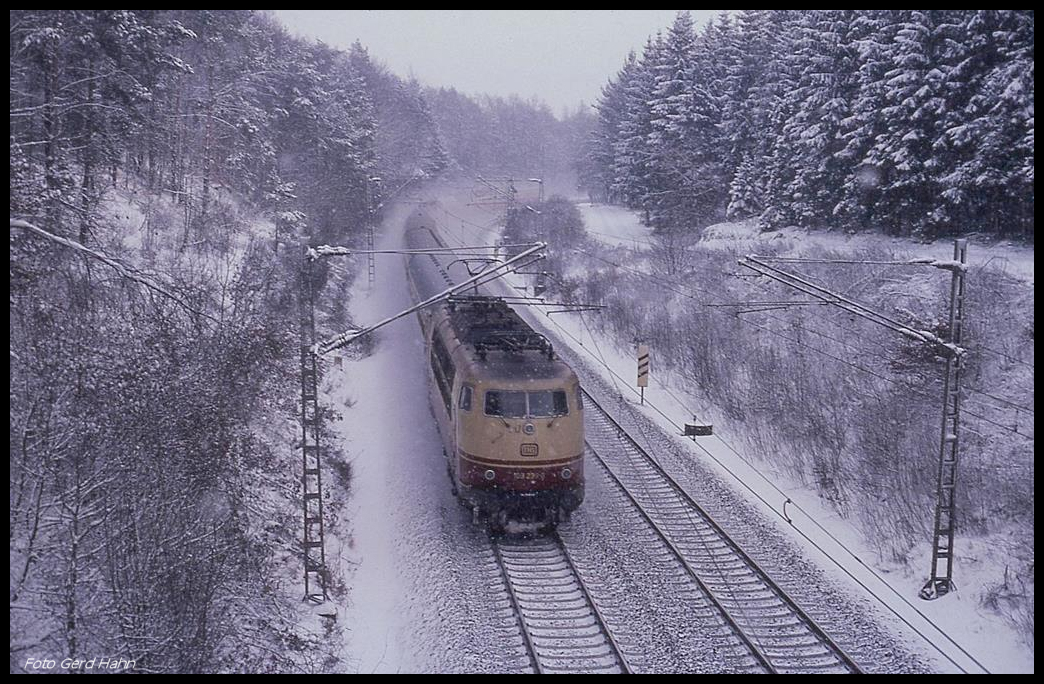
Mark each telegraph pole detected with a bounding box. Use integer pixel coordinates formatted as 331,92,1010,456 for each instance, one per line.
920,239,968,600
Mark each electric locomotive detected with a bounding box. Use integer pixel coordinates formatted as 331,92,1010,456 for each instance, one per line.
403,209,584,530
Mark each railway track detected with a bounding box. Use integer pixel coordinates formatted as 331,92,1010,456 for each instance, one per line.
582,389,863,674
490,531,632,674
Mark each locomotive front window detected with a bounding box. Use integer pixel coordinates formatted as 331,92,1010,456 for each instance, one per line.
485,390,527,418
529,390,569,417
485,390,568,418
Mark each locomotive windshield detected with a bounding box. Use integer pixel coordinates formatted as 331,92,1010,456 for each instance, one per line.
528,390,569,417
485,390,527,418
485,390,569,418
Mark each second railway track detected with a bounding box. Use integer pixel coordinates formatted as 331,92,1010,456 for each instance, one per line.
582,388,863,674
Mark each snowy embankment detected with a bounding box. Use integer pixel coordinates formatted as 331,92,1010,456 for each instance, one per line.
96,182,344,671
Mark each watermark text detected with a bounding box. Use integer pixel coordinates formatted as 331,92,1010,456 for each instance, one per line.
25,657,135,671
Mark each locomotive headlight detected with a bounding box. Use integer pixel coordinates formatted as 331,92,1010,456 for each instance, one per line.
523,423,536,435
484,469,496,481
561,468,572,480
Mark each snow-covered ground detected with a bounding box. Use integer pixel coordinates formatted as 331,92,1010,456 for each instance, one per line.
324,203,460,672
577,202,656,250
328,188,1031,673
101,180,281,283
578,200,1033,284
701,218,1034,284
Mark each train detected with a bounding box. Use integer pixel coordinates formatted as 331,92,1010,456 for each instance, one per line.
403,208,585,531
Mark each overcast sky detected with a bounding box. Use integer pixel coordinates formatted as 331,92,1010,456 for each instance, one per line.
273,10,723,117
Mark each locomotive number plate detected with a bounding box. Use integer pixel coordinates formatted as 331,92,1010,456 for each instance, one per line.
520,443,539,457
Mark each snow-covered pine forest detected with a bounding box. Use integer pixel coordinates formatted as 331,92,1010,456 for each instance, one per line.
579,10,1034,240
10,9,1034,674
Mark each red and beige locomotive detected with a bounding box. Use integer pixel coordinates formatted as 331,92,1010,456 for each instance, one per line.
403,209,584,530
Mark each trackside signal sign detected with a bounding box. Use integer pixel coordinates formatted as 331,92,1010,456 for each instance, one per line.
637,344,650,387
